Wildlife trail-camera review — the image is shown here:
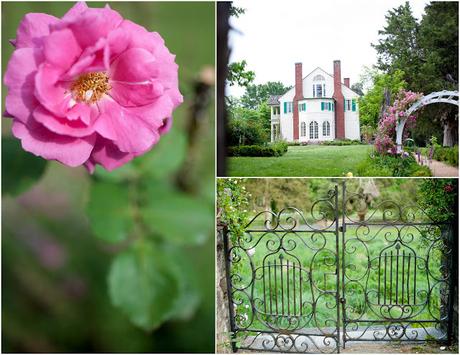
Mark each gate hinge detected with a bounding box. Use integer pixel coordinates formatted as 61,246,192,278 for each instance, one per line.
340,298,346,304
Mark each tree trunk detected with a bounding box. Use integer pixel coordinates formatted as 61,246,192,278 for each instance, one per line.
443,120,455,147
217,2,230,176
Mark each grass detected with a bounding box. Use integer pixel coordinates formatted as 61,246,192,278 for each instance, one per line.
227,145,373,177
230,218,446,333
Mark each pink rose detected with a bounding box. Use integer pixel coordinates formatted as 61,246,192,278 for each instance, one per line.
4,2,183,172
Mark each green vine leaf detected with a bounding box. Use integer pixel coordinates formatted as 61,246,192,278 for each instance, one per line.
86,181,133,243
2,137,47,196
108,241,181,331
141,183,213,246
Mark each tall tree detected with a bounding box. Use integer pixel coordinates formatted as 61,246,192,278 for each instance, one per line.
240,81,291,110
372,2,421,89
372,1,458,146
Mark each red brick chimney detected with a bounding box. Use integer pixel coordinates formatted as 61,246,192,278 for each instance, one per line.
293,62,303,140
333,60,345,139
344,78,350,88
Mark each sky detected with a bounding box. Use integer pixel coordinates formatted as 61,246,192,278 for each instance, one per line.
227,0,429,97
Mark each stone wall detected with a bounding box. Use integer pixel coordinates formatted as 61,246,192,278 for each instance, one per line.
216,224,232,353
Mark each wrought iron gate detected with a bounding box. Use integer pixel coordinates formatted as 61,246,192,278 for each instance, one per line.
223,182,455,353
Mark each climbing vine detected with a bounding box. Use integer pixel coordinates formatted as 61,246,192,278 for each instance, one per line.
374,89,423,155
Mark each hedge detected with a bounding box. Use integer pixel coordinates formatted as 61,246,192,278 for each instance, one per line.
228,142,288,157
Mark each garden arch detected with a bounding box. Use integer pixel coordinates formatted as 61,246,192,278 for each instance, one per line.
396,90,459,152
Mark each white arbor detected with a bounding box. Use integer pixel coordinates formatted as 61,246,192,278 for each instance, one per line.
396,90,459,152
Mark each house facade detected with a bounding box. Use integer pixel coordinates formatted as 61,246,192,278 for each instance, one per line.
269,60,360,143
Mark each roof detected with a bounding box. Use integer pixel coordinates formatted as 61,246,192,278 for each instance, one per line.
278,66,361,101
267,95,282,105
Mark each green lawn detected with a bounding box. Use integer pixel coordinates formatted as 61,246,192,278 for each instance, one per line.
227,145,373,177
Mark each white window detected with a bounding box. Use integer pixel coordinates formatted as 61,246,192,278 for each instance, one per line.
313,74,325,81
345,100,351,111
316,84,323,98
313,74,325,98
301,122,306,137
323,121,331,136
309,121,319,139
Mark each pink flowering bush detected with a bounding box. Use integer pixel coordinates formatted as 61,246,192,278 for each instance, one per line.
4,2,182,172
374,89,422,155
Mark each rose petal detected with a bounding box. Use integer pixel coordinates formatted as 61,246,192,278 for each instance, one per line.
86,136,135,172
33,106,95,137
43,28,81,70
12,120,96,167
4,48,44,123
15,13,59,48
94,99,159,153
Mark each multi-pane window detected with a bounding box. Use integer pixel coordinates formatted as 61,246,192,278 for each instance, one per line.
301,122,306,137
316,84,323,98
313,74,325,98
309,121,319,139
283,102,294,113
345,99,351,111
299,103,306,112
273,106,280,115
321,102,334,111
323,121,331,136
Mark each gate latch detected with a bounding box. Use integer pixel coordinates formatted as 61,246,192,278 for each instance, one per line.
340,298,346,304
339,226,346,233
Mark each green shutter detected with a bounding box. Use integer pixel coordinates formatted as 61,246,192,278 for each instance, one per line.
332,103,335,111
321,102,324,111
344,99,346,111
328,102,331,111
352,99,356,112
284,102,287,113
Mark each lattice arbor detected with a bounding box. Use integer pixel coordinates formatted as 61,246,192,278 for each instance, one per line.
396,90,459,152
223,183,455,353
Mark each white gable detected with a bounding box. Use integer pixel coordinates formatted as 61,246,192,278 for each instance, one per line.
278,66,360,102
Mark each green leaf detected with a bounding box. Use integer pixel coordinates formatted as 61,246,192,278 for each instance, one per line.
135,126,187,179
163,245,201,320
108,241,181,330
86,181,133,243
141,183,213,246
2,137,47,196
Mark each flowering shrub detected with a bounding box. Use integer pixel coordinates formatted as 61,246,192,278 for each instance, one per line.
4,2,182,172
374,89,422,155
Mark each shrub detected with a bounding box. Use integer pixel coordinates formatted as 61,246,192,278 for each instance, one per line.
321,139,363,146
433,146,458,166
228,142,288,157
357,151,432,177
228,118,268,146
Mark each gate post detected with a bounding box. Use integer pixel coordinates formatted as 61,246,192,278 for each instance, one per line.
334,184,341,353
217,223,237,353
341,181,347,349
447,219,458,344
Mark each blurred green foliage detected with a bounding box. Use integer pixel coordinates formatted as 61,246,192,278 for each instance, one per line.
2,1,215,352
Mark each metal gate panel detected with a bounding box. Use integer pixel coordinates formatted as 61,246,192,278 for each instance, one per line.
224,187,341,353
223,182,455,353
341,182,453,345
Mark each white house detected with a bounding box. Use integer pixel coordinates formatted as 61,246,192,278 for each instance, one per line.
268,60,360,143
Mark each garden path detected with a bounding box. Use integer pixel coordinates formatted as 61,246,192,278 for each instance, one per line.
414,154,459,177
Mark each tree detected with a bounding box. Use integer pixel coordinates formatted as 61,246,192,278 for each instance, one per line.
372,1,458,146
227,60,255,88
416,1,458,146
240,81,291,110
351,82,364,96
358,69,407,129
372,2,421,88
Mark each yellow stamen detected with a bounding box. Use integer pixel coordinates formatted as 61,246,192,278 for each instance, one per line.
70,72,111,103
